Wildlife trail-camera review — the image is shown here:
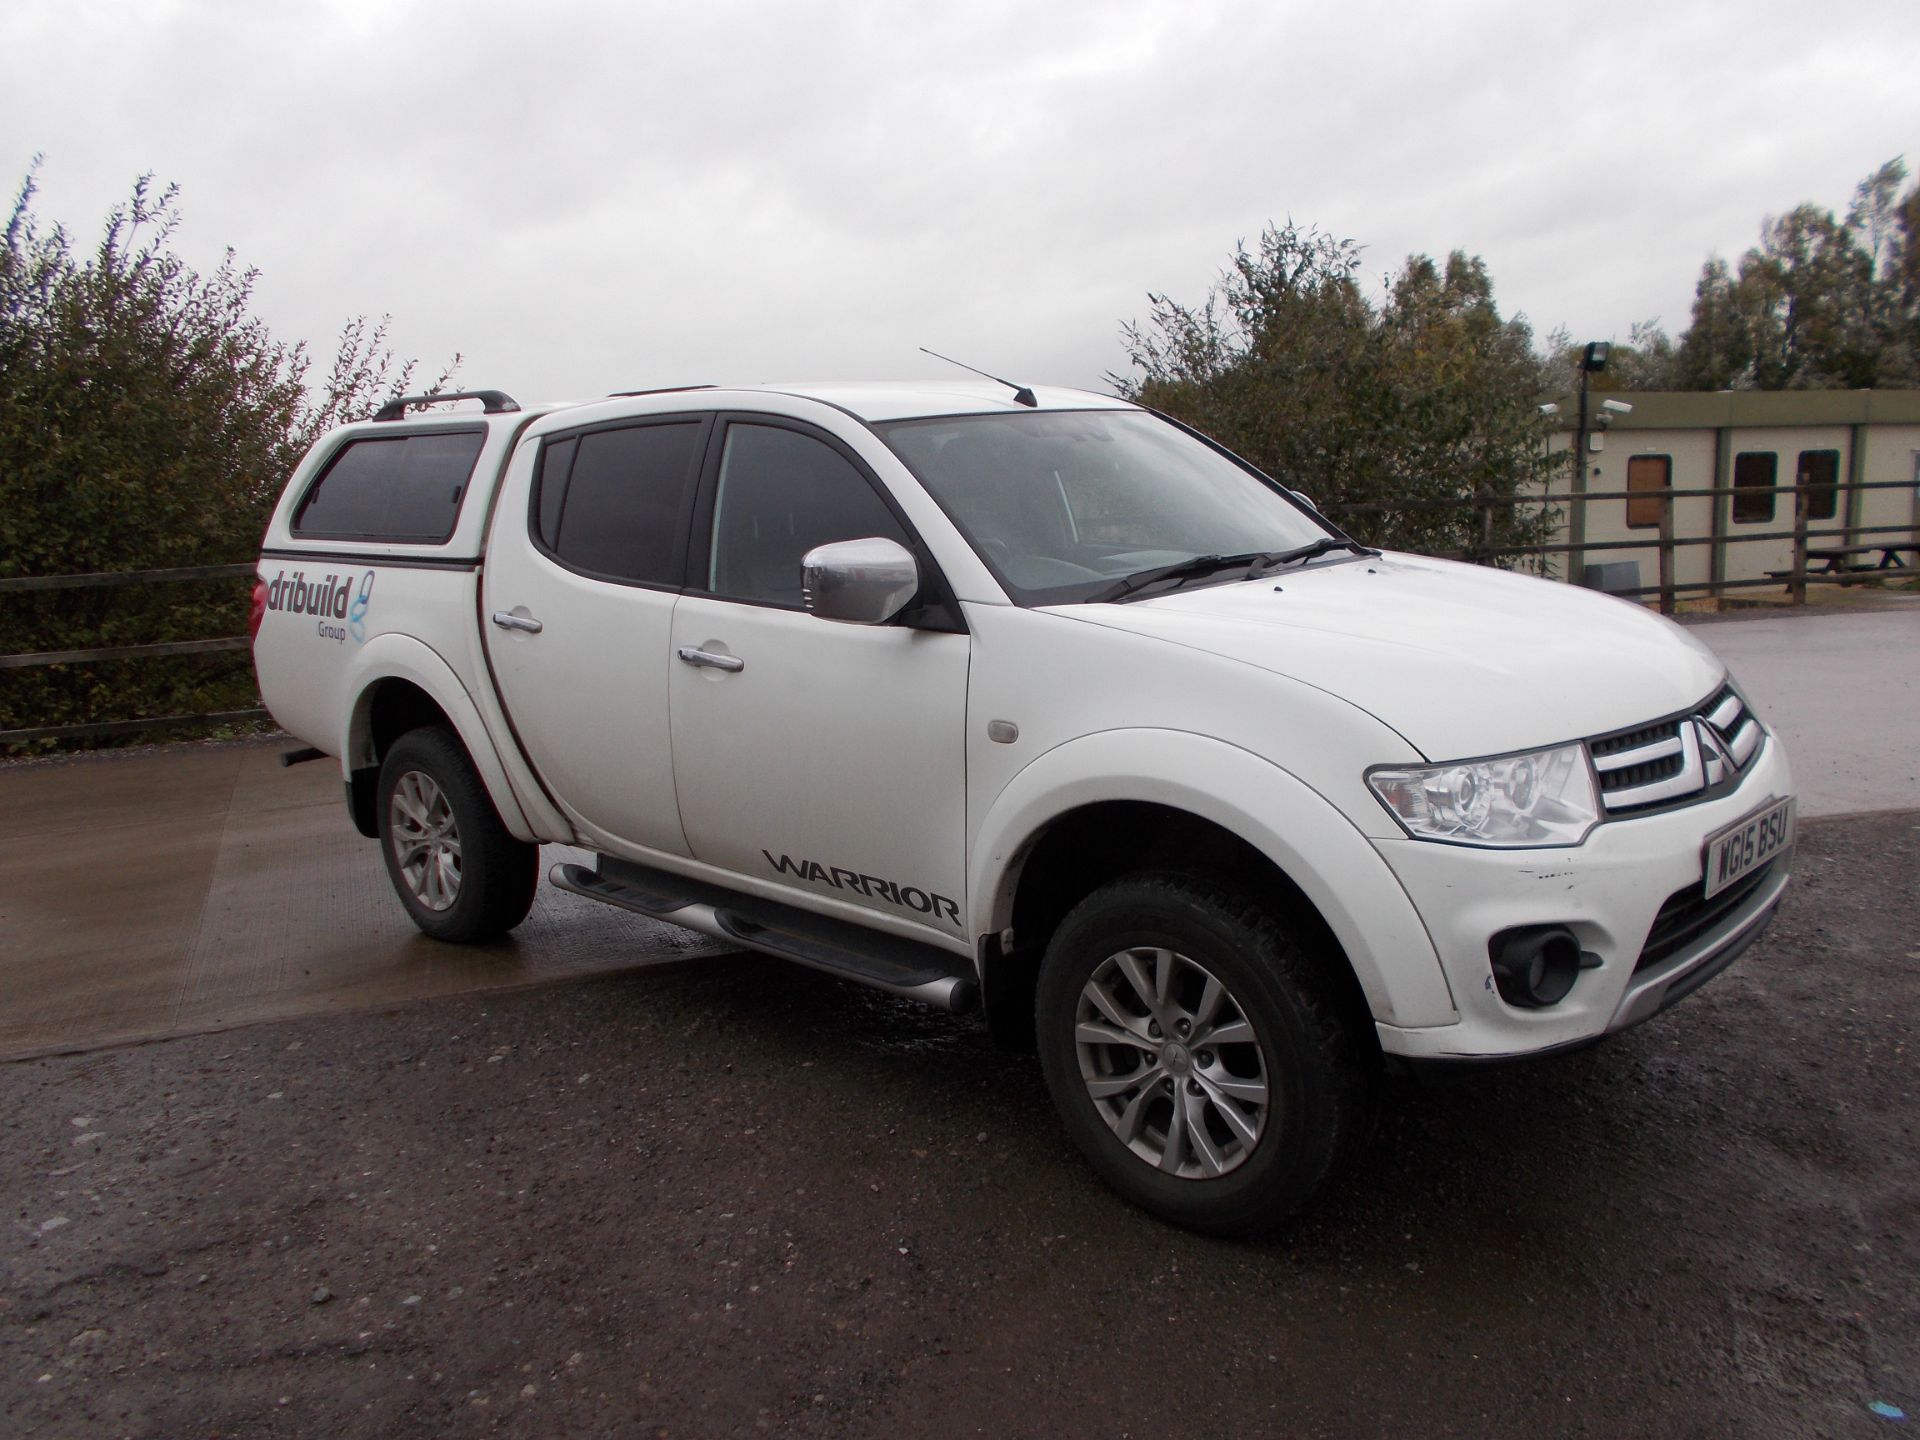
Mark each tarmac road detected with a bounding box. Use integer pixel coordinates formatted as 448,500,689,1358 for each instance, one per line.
2,809,1916,1438
2,602,1917,1436
1683,605,1920,817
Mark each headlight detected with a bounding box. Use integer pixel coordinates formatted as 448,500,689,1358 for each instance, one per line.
1367,742,1600,848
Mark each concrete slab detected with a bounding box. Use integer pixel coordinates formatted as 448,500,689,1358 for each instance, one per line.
1686,607,1920,817
0,739,726,1061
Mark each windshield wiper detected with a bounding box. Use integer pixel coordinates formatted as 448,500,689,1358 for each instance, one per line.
1249,537,1380,575
1083,551,1273,605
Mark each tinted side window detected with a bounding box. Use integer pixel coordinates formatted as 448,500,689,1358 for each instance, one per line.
535,437,577,548
534,421,704,585
1732,452,1777,524
707,424,908,605
293,430,485,541
1796,449,1839,521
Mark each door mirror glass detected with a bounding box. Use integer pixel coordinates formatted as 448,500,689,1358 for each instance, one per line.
801,537,919,624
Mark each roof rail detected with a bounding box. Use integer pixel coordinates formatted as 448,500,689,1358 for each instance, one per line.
372,389,521,422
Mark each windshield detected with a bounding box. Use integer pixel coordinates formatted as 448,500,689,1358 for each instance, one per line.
876,410,1335,605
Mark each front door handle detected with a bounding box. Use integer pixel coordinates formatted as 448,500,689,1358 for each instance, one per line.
491,611,544,634
677,646,744,673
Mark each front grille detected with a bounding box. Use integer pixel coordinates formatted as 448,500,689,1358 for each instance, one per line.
1590,720,1680,760
1636,858,1782,972
1589,686,1762,815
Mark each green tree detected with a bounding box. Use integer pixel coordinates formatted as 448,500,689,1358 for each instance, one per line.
0,163,452,746
1543,319,1680,394
1671,158,1917,390
1114,222,1560,562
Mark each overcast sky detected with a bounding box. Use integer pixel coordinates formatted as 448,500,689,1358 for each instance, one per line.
5,0,1918,406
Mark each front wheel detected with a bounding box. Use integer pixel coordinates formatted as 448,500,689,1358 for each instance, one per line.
1035,873,1374,1236
376,726,538,943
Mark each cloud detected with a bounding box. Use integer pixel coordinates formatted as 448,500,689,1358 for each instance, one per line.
4,0,1916,404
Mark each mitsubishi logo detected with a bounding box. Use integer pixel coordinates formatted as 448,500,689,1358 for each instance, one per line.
1696,719,1734,784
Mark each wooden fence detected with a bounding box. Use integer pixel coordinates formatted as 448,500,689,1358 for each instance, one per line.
0,563,264,747
3,476,1914,746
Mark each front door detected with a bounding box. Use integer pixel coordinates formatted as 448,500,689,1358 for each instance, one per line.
668,418,970,942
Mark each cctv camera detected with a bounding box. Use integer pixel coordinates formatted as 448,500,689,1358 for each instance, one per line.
1538,403,1560,416
1600,398,1634,414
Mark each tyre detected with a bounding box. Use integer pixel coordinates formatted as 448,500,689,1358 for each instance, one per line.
1035,872,1374,1236
376,726,538,943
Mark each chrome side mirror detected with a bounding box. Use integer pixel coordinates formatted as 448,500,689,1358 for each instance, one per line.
801,537,920,624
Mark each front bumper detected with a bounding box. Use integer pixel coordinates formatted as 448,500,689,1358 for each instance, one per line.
1372,731,1794,1060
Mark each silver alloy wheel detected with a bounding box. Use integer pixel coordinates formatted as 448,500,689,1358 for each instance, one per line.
1073,946,1271,1178
389,769,462,912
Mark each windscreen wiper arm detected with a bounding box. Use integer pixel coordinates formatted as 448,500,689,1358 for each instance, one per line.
1083,551,1273,605
1249,537,1380,575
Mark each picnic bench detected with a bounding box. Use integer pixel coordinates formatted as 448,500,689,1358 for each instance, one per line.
1804,543,1917,574
1767,542,1919,589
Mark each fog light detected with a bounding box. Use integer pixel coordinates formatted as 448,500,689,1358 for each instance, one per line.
1489,925,1584,1008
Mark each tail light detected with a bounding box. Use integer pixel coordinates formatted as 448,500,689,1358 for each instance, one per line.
248,579,268,643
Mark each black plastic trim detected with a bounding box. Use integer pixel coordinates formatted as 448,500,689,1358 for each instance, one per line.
1655,905,1772,1008
1636,854,1787,972
373,389,519,421
606,384,716,399
345,770,378,838
589,857,976,1003
260,547,481,571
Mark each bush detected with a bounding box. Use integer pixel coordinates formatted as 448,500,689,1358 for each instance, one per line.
0,164,450,748
1114,222,1560,564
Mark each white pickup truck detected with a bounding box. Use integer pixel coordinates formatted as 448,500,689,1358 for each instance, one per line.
252,381,1795,1233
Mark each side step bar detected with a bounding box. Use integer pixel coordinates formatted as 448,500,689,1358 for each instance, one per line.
549,860,978,1013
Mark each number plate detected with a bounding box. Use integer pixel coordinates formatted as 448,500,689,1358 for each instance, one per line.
1702,798,1795,899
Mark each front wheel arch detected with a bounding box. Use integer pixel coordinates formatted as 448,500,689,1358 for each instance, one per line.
968,731,1460,1042
981,799,1373,1052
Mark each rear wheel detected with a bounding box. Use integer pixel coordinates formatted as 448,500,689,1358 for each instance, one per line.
1035,872,1373,1235
377,727,537,942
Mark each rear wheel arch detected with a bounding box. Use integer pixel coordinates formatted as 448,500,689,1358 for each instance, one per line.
345,678,458,837
339,646,540,844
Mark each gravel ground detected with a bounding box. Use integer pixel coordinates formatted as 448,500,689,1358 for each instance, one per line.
3,811,1916,1439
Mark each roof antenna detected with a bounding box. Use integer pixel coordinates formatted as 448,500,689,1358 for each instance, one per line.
919,347,1038,407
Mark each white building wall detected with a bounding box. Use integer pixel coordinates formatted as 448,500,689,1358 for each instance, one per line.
1574,429,1717,591
1859,424,1920,543
1538,410,1918,597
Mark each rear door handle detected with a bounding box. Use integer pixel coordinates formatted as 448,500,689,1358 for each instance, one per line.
491,611,544,634
677,646,744,673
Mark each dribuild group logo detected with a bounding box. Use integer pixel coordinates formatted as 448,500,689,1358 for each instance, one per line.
263,568,376,645
348,571,375,643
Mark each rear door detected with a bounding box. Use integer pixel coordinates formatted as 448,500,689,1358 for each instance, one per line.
482,414,710,856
